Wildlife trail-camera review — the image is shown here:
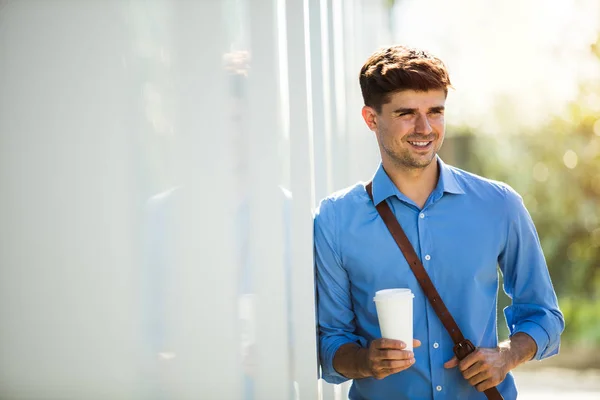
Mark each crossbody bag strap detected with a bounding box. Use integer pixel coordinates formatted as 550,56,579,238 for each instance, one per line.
365,182,503,400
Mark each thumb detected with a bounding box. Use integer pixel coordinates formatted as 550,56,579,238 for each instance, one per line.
444,356,458,369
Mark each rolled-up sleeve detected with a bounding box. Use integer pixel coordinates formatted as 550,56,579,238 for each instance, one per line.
499,186,565,360
314,199,367,384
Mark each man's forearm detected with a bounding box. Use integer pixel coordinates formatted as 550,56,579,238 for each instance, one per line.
332,343,371,379
500,332,538,370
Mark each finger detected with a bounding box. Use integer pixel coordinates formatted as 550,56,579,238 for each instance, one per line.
376,349,414,361
376,361,416,377
462,361,485,380
374,369,404,380
413,339,422,348
443,357,458,369
375,338,406,350
475,379,496,393
458,350,481,372
467,370,490,387
379,357,415,369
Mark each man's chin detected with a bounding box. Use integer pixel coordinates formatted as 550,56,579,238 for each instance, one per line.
406,153,436,169
384,147,437,170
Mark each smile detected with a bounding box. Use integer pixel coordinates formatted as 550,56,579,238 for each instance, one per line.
407,141,432,148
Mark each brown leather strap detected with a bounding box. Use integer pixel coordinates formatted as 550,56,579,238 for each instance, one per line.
365,182,503,400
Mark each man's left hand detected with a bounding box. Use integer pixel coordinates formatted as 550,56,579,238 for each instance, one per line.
443,347,510,392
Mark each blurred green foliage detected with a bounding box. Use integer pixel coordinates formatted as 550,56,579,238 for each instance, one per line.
560,296,600,345
470,102,600,297
448,36,600,347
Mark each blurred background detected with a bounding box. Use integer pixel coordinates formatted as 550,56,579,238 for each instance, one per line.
0,0,598,399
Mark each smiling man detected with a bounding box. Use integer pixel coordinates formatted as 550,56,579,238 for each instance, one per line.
314,46,564,399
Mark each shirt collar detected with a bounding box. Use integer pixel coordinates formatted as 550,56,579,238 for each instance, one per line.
370,156,465,206
437,157,465,196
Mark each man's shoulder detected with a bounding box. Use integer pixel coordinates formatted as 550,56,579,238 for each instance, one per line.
315,182,367,217
446,164,519,201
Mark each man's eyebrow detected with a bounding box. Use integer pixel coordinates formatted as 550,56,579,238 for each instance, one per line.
392,106,445,114
392,107,417,114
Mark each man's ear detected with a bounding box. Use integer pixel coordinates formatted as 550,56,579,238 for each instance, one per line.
361,105,378,132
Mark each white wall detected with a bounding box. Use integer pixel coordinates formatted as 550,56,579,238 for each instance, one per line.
0,1,391,398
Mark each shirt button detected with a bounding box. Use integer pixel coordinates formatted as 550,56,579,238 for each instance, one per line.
433,342,439,349
436,386,442,392
425,255,431,261
419,213,425,219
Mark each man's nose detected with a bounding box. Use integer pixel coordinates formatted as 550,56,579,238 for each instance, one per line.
414,113,432,134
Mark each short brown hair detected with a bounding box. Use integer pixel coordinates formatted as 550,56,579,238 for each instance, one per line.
359,45,452,113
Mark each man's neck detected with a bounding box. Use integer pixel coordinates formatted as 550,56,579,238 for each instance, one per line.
383,158,439,209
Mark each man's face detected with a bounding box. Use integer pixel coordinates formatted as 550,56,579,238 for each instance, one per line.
362,89,446,170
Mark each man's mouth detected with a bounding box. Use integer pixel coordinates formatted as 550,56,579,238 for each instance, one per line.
407,140,433,149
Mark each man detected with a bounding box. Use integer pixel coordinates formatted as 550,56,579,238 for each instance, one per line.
314,45,564,399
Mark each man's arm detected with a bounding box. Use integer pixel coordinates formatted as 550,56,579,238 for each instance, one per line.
314,199,420,383
444,185,564,392
498,185,564,360
500,332,537,368
333,343,371,379
314,199,368,384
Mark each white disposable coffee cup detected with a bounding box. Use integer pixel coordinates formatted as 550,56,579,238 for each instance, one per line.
373,288,415,351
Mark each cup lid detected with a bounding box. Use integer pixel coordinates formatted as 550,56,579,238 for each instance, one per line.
373,288,414,301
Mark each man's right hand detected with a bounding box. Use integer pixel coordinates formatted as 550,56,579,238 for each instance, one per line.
362,338,421,380
332,338,420,380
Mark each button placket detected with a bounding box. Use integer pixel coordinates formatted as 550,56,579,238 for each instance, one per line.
419,207,440,398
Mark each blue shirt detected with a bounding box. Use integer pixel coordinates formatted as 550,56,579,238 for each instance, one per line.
314,158,564,400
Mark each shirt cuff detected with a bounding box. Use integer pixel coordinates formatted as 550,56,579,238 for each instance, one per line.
512,321,551,360
321,335,367,384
